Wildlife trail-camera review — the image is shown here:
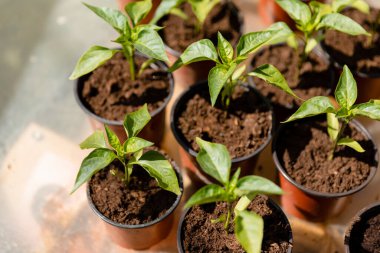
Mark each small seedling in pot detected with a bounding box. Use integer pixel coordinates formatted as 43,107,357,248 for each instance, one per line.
71,104,181,195
185,138,283,253
69,0,169,81
261,64,380,160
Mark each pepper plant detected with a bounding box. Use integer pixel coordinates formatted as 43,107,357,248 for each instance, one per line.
258,64,380,160
71,104,180,195
69,0,169,81
185,138,283,253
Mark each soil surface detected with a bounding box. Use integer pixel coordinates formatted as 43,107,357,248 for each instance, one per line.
276,119,377,193
82,52,170,121
160,2,241,52
323,8,380,75
176,85,272,158
361,213,380,252
182,195,292,252
250,44,333,122
89,160,177,225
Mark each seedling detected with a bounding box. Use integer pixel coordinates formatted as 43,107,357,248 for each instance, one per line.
185,138,283,253
71,104,181,195
69,0,169,81
260,64,380,160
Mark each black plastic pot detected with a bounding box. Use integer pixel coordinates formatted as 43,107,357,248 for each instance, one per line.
170,80,274,186
74,53,174,145
177,197,293,252
86,154,183,250
345,202,380,252
272,117,379,221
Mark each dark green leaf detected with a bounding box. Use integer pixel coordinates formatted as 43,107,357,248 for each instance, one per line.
285,96,336,122
217,32,234,63
235,211,264,253
235,176,283,197
79,130,107,149
135,27,169,62
327,113,339,141
208,63,236,106
105,125,122,154
351,102,380,120
125,0,152,26
275,0,311,28
123,137,154,153
83,3,128,32
317,13,370,36
150,0,181,24
335,65,357,109
185,184,227,208
337,137,365,152
123,104,151,138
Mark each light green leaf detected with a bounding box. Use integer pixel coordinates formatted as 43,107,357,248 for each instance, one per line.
123,137,154,153
337,137,365,152
125,0,152,26
317,13,370,36
83,3,128,32
275,0,311,28
71,149,117,193
217,32,234,63
184,184,227,209
232,65,246,81
150,0,181,24
332,0,369,14
309,1,332,24
123,104,151,138
327,113,339,141
285,96,336,122
305,37,318,55
248,64,301,100
235,211,264,253
208,63,236,106
235,194,256,213
132,150,180,195
79,130,107,149
235,176,283,197
188,0,220,24
135,27,169,62
335,65,357,109
169,7,188,19
266,22,296,46
196,138,231,185
351,102,380,120
105,125,122,154
69,46,118,80
236,30,279,57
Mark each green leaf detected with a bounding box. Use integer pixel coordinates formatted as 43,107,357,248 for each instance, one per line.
248,64,301,100
266,21,297,46
236,30,280,57
195,138,231,185
217,32,234,63
184,184,227,209
235,194,256,213
71,149,117,193
335,65,357,109
332,0,369,14
83,3,128,33
275,0,311,28
105,125,122,154
351,102,380,120
125,0,152,26
169,39,218,72
337,137,365,152
123,137,154,153
150,0,181,24
208,63,236,106
131,150,181,195
69,46,118,80
235,211,264,253
285,96,336,122
327,113,339,141
232,65,246,81
135,27,169,62
169,7,188,19
188,0,220,24
305,37,318,55
79,130,107,149
229,168,241,191
235,176,283,197
123,104,151,138
317,13,370,36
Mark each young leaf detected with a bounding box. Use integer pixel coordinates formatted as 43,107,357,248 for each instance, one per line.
235,194,256,213
131,150,181,195
217,32,234,63
332,0,369,14
327,113,339,141
232,65,246,81
208,63,237,106
150,0,181,24
351,102,380,120
169,7,188,20
305,37,318,55
235,176,283,197
337,137,365,152
235,211,264,253
335,65,357,109
275,0,311,28
184,184,227,209
71,149,117,193
135,27,169,62
317,13,370,36
265,22,296,47
188,0,220,25
125,0,152,26
248,64,301,100
229,168,241,191
284,96,336,122
236,30,280,57
196,137,231,185
105,125,122,154
69,46,118,80
123,137,154,153
79,130,107,149
124,104,151,138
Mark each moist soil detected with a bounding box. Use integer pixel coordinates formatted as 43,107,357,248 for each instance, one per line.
159,2,241,53
81,52,170,121
176,85,272,158
181,195,292,253
323,8,380,75
361,213,380,252
250,44,332,121
89,160,177,225
276,119,377,193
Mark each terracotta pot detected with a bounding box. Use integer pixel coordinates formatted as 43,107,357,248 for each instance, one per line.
74,54,174,145
177,197,293,252
272,118,379,221
86,156,184,250
344,202,380,252
170,81,274,186
116,0,160,24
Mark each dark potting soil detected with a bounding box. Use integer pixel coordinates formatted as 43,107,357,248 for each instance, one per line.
323,8,380,75
82,52,170,121
250,44,332,111
277,119,377,193
182,195,292,253
160,2,241,52
89,161,177,225
361,213,380,252
177,85,272,158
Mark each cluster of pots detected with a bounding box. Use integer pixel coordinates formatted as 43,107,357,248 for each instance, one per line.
73,0,380,252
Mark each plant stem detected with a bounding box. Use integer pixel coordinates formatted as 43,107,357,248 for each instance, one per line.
129,49,136,81
329,120,348,160
224,202,232,230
